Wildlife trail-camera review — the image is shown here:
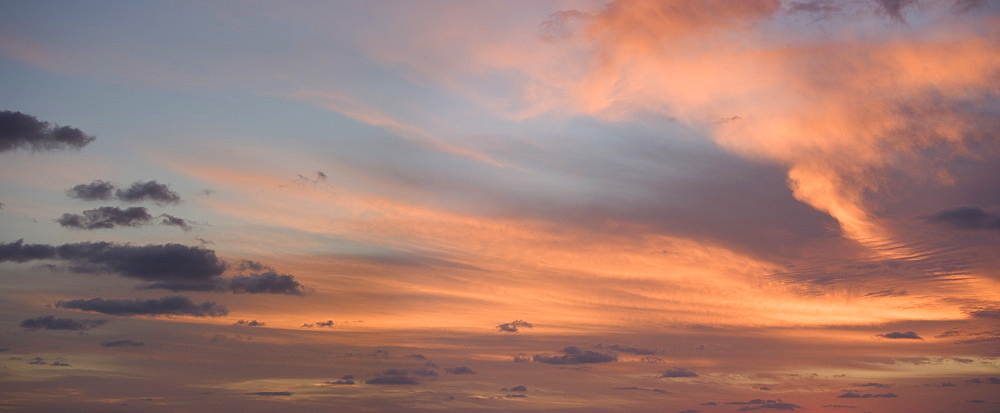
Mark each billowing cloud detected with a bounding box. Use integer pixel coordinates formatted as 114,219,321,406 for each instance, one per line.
100,339,144,347
533,346,617,365
56,206,152,230
66,180,115,201
115,180,181,204
56,296,228,317
19,315,106,331
0,110,95,153
497,319,533,333
445,366,476,375
878,331,923,340
661,367,699,378
927,207,1000,230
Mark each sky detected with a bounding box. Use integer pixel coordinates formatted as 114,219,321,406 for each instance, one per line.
1,0,999,412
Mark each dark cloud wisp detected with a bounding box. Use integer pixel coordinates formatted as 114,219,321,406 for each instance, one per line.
20,315,107,331
56,296,228,317
0,110,95,153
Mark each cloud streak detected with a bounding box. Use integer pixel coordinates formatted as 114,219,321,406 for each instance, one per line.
56,296,228,317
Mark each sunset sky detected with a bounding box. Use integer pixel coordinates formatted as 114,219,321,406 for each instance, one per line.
2,1,999,412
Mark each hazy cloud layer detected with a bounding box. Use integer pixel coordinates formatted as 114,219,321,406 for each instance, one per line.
56,296,228,317
20,315,107,331
0,110,95,153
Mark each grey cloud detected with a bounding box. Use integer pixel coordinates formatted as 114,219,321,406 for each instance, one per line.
411,367,438,377
101,339,145,347
821,405,856,408
445,366,476,375
853,382,888,387
0,239,57,263
661,367,699,378
0,110,95,153
508,385,527,392
968,377,1000,384
245,392,291,396
614,386,670,394
838,392,898,398
56,296,228,317
607,344,658,355
20,315,106,331
367,376,419,385
533,346,616,365
968,308,1000,319
56,206,152,230
927,206,1000,230
873,0,917,22
139,271,306,295
326,375,356,385
302,320,335,328
233,319,265,327
116,180,181,204
405,354,426,360
66,180,115,201
878,331,922,340
159,214,192,231
497,319,533,333
726,399,801,411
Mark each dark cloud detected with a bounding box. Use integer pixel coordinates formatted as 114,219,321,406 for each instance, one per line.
405,354,426,360
302,320,335,328
0,239,58,263
367,376,419,385
56,206,153,230
27,357,46,365
53,242,225,281
864,289,907,298
326,375,356,385
533,346,616,365
49,360,71,367
607,344,657,355
508,385,528,392
968,377,1000,384
116,180,181,204
56,296,228,317
445,366,476,375
878,331,923,340
726,399,801,411
787,0,841,18
411,367,438,377
497,319,533,333
838,392,898,398
245,392,291,396
661,367,699,378
968,308,1000,319
100,339,144,347
852,382,888,387
821,405,856,409
873,0,917,22
159,214,192,231
678,410,700,413
66,180,115,201
140,271,306,295
382,368,408,375
20,315,106,331
927,206,1000,230
0,110,95,153
233,319,265,327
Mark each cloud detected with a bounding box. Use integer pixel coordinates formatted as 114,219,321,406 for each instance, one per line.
968,377,1000,384
445,366,476,375
245,392,292,396
873,0,917,22
614,386,670,394
159,214,193,231
227,272,306,295
607,344,658,355
726,400,801,411
367,376,419,385
660,367,699,378
838,392,898,398
56,296,228,317
66,180,115,201
325,375,356,385
115,180,181,204
507,385,528,392
100,339,145,347
19,315,106,331
0,110,95,153
497,319,533,332
302,320,335,328
821,405,856,409
852,382,888,387
927,207,1000,230
56,206,153,230
533,346,617,365
0,239,58,263
233,319,265,327
877,331,923,340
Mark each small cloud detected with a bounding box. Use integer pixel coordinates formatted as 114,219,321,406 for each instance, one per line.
838,392,898,398
533,346,616,365
233,320,265,327
0,110,96,153
302,320,334,328
56,296,228,317
66,180,115,201
445,366,476,375
56,206,153,230
508,385,528,392
405,354,426,360
607,344,658,355
968,308,1000,319
101,339,144,347
27,357,47,365
660,367,699,378
497,319,533,333
20,315,106,331
877,331,922,340
927,206,1000,230
159,214,193,231
821,405,856,409
49,360,71,367
367,376,419,385
614,386,670,394
852,382,888,387
116,180,181,205
968,377,1000,384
